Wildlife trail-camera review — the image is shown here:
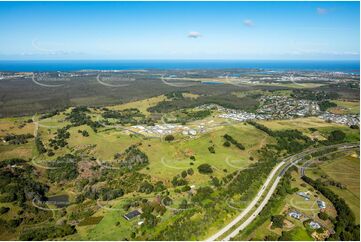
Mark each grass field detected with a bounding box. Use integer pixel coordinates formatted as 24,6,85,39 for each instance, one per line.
109,95,167,115
288,171,337,219
306,152,360,223
38,112,271,187
258,117,345,131
0,95,358,241
19,96,274,192
140,122,271,186
0,116,34,136
259,117,360,143
0,116,36,160
317,126,360,143
287,227,314,240
0,142,34,160
67,197,135,240
331,100,360,114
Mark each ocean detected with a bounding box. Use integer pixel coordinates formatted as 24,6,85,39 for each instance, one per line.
0,60,359,73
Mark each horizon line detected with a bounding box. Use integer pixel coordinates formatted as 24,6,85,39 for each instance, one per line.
0,59,359,62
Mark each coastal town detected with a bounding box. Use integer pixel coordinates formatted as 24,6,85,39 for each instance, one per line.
127,96,359,138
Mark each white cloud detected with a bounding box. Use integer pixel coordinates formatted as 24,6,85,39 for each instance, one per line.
31,39,83,56
243,19,254,27
316,7,328,15
187,31,202,38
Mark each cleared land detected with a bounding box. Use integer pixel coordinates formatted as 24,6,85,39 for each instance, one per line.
258,117,345,131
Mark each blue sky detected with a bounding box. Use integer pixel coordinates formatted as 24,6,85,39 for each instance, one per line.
0,1,359,60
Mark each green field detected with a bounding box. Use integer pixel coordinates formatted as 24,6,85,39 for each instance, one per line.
332,100,360,114
38,113,272,187
0,92,359,241
141,123,271,185
306,152,360,223
258,117,345,131
238,169,337,241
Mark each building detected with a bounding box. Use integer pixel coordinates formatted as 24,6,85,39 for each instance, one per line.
309,221,321,229
297,191,310,201
317,200,326,209
288,211,302,220
123,210,141,220
188,129,197,136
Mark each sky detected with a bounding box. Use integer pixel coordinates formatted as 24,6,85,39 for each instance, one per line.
0,1,359,60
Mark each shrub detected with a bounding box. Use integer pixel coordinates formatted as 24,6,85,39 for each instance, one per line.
197,164,213,174
318,212,328,220
0,207,10,215
138,182,154,194
164,135,175,142
181,170,188,178
223,141,231,147
328,130,346,143
81,130,89,137
181,185,191,192
271,215,284,229
187,168,194,175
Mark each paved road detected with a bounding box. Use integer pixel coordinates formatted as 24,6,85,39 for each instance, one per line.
207,143,359,241
206,161,285,241
300,146,357,177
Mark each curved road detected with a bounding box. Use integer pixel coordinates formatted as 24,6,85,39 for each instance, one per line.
207,143,359,241
206,161,285,241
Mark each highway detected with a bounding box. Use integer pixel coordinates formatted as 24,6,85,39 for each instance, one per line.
206,161,285,241
207,143,359,241
299,146,358,177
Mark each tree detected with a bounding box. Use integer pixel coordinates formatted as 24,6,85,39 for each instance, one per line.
223,141,231,147
271,215,284,229
47,150,55,157
279,230,292,241
328,130,346,143
154,181,166,192
0,207,10,215
179,199,188,209
181,170,187,178
191,186,214,204
181,185,191,192
187,168,194,175
81,130,89,137
171,176,188,187
318,100,337,111
197,163,213,174
350,125,359,129
164,135,175,142
19,224,76,240
211,177,221,187
318,211,328,220
223,134,245,150
138,182,154,194
163,196,173,206
142,213,158,227
35,136,46,154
